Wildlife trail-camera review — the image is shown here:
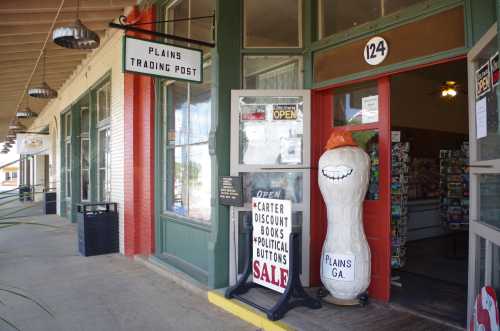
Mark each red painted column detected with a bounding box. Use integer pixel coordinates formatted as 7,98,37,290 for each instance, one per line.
124,6,156,256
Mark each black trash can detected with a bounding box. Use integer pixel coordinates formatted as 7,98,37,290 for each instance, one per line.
43,191,57,214
19,185,31,202
77,202,119,257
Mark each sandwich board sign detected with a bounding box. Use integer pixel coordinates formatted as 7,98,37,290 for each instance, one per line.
123,36,202,83
252,197,291,293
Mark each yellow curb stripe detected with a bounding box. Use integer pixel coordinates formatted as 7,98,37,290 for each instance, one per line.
207,291,294,331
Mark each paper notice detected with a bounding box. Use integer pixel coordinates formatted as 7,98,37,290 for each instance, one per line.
476,97,487,139
361,95,379,124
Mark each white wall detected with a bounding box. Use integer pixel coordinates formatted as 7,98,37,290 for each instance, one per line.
29,29,126,253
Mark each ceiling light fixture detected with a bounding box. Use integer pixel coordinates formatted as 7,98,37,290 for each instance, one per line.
440,81,458,98
8,119,26,132
6,131,17,139
28,51,58,99
16,97,38,119
16,106,39,119
52,0,100,49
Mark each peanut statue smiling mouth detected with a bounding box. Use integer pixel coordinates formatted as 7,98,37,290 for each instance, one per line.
321,165,354,183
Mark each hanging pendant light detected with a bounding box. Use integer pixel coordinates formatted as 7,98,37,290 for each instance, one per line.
6,131,17,139
52,0,100,49
28,51,58,99
8,119,26,132
16,107,38,119
16,97,38,119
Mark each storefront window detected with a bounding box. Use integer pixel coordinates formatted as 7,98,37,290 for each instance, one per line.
80,106,90,201
165,65,212,223
239,96,304,165
166,0,215,53
96,81,111,202
479,174,500,231
243,56,302,89
333,81,378,126
240,172,303,204
474,39,500,161
244,0,301,48
97,82,111,123
98,128,111,202
81,139,90,201
320,0,427,38
64,112,71,198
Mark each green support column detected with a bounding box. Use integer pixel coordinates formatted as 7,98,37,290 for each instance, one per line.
303,0,316,89
468,0,496,45
89,91,98,203
70,105,81,223
208,0,241,289
59,112,66,216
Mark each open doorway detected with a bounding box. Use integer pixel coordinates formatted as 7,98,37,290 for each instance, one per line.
389,59,469,327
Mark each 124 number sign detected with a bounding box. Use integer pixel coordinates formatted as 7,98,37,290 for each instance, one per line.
364,36,388,66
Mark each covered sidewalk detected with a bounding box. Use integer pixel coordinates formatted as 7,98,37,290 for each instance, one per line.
0,211,254,331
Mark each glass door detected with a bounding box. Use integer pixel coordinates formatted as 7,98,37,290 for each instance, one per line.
229,90,311,286
467,24,500,324
312,77,391,301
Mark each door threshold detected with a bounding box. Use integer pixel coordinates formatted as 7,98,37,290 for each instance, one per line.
388,301,465,330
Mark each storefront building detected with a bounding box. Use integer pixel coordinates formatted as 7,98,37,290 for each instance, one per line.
19,0,500,327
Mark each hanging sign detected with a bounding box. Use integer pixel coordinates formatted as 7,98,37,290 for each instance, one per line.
364,36,389,66
476,61,491,99
491,52,499,88
241,104,266,121
272,104,298,120
361,95,379,124
476,97,488,139
252,197,291,293
123,36,202,83
219,176,243,206
16,133,50,155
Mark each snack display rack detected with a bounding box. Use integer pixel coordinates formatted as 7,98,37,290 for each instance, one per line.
391,142,410,269
439,142,470,230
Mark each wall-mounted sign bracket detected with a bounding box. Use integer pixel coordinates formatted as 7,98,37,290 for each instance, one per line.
109,14,215,49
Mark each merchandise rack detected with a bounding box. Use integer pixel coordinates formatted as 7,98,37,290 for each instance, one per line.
439,142,469,231
391,142,410,269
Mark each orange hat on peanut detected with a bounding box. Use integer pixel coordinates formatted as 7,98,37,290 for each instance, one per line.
324,131,358,150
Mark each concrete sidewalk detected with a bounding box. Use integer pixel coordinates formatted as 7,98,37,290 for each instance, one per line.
0,214,255,331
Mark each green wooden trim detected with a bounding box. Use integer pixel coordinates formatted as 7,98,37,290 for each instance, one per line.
303,0,314,89
154,70,163,257
311,0,464,53
89,89,98,203
70,104,81,223
207,0,242,289
154,253,209,284
312,46,468,90
159,214,211,232
240,48,304,55
464,0,473,48
59,112,66,217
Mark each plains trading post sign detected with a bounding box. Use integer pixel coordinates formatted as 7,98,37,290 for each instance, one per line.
252,197,291,293
123,36,202,83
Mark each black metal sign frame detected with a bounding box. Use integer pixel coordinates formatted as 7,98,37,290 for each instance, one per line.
225,214,321,321
109,14,215,49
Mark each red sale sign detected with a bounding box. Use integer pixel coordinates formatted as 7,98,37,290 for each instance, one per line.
252,198,291,293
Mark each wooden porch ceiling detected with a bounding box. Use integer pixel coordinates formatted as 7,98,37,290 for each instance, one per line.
0,0,136,140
